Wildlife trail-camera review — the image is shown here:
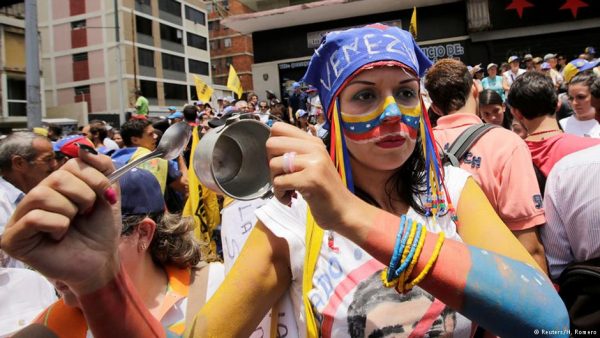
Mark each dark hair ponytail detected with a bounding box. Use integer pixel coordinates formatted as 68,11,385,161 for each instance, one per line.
479,89,503,106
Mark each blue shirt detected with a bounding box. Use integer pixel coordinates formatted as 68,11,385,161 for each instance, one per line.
481,76,505,102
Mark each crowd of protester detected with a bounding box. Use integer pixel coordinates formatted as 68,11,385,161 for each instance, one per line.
1,24,600,337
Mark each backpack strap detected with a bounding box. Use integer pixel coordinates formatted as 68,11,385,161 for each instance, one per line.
444,124,498,166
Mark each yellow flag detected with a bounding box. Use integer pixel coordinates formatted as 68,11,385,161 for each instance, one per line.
194,75,214,103
183,126,221,261
226,65,243,99
409,6,417,40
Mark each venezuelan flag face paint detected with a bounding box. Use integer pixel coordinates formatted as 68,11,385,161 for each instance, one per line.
341,95,421,142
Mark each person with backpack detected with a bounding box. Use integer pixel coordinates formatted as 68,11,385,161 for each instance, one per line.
507,71,600,182
426,59,548,273
0,25,569,338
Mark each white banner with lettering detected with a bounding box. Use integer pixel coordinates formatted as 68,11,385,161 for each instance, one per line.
221,199,300,338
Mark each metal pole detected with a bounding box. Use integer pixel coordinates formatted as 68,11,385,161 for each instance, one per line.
114,0,125,125
131,8,137,90
25,0,41,129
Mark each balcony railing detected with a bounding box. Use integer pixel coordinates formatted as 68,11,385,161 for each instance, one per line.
139,65,156,78
159,10,183,26
137,33,154,47
162,69,186,81
161,39,184,54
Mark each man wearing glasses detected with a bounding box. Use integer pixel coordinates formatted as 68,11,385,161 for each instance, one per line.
0,132,57,267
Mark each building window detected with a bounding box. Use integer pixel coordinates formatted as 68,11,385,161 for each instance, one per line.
136,16,152,36
162,53,185,72
71,20,86,30
185,6,205,25
188,59,209,75
72,52,88,62
139,80,157,98
74,85,90,95
187,32,207,50
189,85,198,101
223,38,231,48
225,56,233,67
6,78,26,117
164,82,187,101
208,20,220,31
158,0,181,17
72,53,89,81
138,48,154,67
160,23,182,44
136,0,150,5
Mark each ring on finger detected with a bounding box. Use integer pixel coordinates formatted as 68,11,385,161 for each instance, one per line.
282,152,297,174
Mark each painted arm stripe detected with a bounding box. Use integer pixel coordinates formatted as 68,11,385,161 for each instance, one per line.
462,247,569,337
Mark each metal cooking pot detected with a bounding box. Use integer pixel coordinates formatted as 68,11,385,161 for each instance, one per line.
193,116,272,200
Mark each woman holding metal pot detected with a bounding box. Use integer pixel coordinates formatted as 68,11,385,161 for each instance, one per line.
1,25,568,338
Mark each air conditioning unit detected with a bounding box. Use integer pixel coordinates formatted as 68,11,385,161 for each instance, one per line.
177,30,183,39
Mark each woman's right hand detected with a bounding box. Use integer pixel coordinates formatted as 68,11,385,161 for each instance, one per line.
0,149,121,296
267,122,364,233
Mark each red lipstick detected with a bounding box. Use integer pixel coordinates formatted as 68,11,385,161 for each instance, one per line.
375,135,406,148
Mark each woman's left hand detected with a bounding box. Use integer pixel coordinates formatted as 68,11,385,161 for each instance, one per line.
267,122,360,231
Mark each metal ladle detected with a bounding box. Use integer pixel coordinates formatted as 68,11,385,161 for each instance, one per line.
107,121,192,183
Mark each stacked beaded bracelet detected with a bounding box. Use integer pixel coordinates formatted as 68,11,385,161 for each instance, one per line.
382,215,415,287
381,216,445,293
400,231,445,293
396,223,427,293
381,215,408,287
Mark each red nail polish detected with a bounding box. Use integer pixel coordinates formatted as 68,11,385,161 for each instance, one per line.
103,187,117,205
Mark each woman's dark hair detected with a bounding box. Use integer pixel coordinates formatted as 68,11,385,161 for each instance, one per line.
479,89,503,106
479,89,512,129
591,75,600,98
569,71,596,89
331,133,427,216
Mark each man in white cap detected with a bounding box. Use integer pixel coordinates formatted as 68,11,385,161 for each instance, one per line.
502,55,526,96
544,53,563,89
523,54,534,72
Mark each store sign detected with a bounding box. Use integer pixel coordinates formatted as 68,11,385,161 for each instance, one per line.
278,60,310,70
421,42,465,61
